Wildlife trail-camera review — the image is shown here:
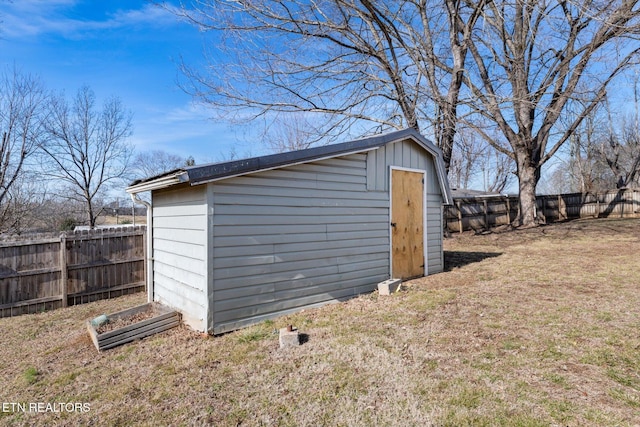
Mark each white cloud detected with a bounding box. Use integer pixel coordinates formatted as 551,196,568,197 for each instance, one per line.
128,101,240,160
164,102,215,122
1,1,180,39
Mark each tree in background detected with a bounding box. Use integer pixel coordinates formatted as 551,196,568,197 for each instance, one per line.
172,0,640,227
0,68,48,233
562,99,611,194
448,127,514,193
262,114,320,153
599,76,640,189
600,116,640,189
461,0,640,226
169,0,487,171
42,86,132,228
552,83,640,194
131,149,190,180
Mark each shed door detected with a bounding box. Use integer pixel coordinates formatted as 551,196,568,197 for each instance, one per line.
391,169,425,279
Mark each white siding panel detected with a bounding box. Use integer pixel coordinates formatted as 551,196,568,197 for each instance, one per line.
154,238,206,261
152,185,207,331
154,216,207,230
153,203,207,218
210,153,391,333
153,228,206,246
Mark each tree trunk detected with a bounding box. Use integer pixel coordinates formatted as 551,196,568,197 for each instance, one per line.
88,201,96,228
515,153,540,228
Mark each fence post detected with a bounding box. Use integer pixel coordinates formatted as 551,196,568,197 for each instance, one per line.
59,234,68,308
456,201,463,234
483,199,489,230
558,194,563,220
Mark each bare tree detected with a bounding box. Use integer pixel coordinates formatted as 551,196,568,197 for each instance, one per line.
262,114,322,153
448,127,514,192
172,1,640,227
0,68,48,233
42,86,133,228
597,75,640,189
131,150,190,179
481,150,514,194
462,0,640,226
169,0,488,170
600,117,640,188
562,100,611,194
448,130,481,190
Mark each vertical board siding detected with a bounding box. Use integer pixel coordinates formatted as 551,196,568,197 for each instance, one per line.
367,139,438,194
211,154,391,333
367,139,445,274
426,194,444,273
152,185,207,331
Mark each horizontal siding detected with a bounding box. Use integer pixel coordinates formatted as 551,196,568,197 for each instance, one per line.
215,257,389,303
210,253,388,293
215,272,384,327
152,185,207,331
211,154,390,333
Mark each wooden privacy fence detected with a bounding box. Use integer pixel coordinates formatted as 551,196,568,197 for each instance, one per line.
0,227,146,318
445,188,640,233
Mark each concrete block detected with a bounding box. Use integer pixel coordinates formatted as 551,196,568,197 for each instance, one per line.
279,326,300,348
378,278,402,296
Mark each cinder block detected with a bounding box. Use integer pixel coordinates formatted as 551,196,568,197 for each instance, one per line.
279,326,300,348
378,278,402,296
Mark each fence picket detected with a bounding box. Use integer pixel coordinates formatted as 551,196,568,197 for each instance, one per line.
445,189,640,233
0,227,146,318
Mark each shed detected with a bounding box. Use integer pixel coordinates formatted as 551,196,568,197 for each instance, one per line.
127,128,453,334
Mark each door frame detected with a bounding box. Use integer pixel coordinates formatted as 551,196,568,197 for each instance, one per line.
389,166,428,279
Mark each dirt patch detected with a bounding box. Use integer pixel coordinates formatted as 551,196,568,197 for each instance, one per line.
94,306,159,334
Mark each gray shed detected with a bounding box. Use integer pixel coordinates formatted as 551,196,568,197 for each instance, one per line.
127,128,452,334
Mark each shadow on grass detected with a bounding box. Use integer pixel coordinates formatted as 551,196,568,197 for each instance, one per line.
444,251,503,271
299,333,310,345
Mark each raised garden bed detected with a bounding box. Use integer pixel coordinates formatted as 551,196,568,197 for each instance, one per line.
86,303,180,351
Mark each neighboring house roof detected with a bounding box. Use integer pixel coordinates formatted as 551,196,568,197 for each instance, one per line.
127,128,453,204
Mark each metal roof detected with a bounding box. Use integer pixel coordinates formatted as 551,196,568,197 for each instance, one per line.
127,128,453,204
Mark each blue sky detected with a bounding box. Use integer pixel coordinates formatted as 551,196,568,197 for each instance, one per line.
1,0,247,164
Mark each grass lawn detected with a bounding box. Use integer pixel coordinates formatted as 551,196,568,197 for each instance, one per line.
0,217,639,426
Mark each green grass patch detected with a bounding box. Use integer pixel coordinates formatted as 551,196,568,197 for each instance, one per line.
23,366,39,385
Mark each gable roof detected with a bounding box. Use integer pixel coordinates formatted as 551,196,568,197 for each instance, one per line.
127,128,452,204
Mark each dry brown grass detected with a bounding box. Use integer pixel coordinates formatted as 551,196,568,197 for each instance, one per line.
1,217,639,426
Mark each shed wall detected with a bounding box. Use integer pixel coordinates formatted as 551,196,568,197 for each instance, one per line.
152,184,208,331
209,153,390,333
209,139,444,333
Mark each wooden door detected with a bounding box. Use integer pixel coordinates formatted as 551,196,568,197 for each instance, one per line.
391,169,425,279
